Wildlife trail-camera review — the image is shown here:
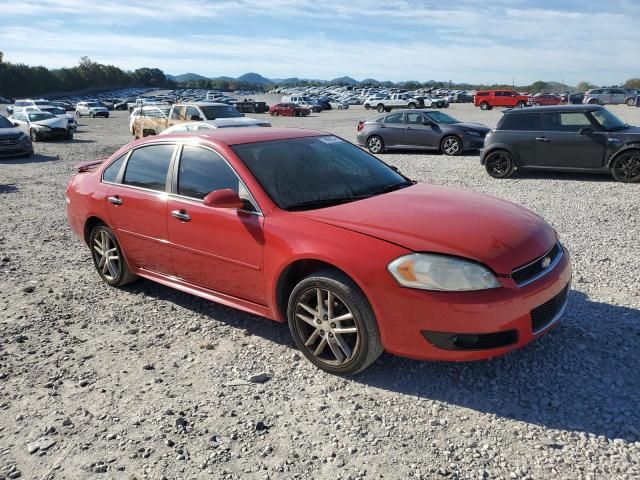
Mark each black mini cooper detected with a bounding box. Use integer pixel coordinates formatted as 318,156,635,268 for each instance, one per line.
481,105,640,183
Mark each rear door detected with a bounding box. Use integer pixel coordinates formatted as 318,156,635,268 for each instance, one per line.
167,145,266,305
405,112,440,148
380,112,406,146
106,143,177,275
537,111,606,168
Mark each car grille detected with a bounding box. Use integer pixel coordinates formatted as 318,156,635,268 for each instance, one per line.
531,284,569,333
0,136,21,148
511,242,563,287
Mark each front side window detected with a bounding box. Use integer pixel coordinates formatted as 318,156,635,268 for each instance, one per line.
543,112,592,132
0,115,12,128
185,106,201,119
199,105,242,119
177,146,241,201
232,136,408,211
424,111,459,124
123,144,175,191
384,113,404,124
171,106,185,120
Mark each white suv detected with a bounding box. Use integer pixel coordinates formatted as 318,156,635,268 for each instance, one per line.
75,102,109,118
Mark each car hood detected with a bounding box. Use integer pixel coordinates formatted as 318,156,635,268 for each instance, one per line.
0,127,24,138
298,183,556,274
33,117,68,128
453,122,491,133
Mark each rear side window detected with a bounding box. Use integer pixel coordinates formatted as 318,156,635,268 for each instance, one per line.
499,113,542,131
384,113,404,124
543,112,592,132
476,92,489,97
123,144,175,191
102,155,126,183
177,146,239,200
170,106,185,120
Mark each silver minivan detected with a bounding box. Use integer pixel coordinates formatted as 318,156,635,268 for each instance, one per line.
583,88,628,105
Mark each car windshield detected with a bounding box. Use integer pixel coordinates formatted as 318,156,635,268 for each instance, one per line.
43,107,65,115
199,105,242,119
232,135,411,211
591,109,628,131
87,103,101,107
28,112,55,121
0,115,13,128
424,111,460,124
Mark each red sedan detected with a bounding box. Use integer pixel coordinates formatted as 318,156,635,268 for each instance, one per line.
66,128,571,375
531,93,563,106
268,103,309,117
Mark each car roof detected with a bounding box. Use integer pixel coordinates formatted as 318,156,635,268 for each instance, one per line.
143,127,327,146
504,104,604,114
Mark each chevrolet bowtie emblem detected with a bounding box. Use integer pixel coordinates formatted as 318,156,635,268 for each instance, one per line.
541,257,552,269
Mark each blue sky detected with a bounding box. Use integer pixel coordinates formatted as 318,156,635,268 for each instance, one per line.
0,0,638,85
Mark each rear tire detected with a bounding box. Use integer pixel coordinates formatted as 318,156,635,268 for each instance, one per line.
376,104,385,113
89,224,138,287
485,150,515,178
408,102,416,109
287,269,383,376
65,129,74,141
611,150,640,183
588,99,600,105
626,97,636,106
366,135,384,154
480,102,490,111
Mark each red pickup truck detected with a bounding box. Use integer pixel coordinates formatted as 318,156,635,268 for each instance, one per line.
474,90,532,110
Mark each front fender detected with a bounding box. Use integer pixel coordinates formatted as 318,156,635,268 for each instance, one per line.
607,143,640,166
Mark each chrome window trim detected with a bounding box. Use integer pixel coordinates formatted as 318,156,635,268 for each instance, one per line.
512,242,564,288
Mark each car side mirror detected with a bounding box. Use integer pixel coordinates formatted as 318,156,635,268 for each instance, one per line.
12,122,19,127
203,189,244,209
189,115,202,121
423,121,434,126
579,127,593,136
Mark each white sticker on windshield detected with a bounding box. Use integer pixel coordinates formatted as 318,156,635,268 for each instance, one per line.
318,136,342,144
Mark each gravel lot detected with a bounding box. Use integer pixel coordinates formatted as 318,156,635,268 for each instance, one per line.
1,98,639,480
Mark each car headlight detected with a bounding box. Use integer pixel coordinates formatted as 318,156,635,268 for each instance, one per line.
465,130,481,137
34,124,50,131
388,253,501,291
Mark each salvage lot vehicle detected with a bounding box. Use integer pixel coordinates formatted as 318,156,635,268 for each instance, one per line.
75,101,110,118
475,90,532,110
368,93,423,113
159,118,270,135
129,105,171,134
0,113,33,158
66,128,571,375
531,93,562,106
482,105,640,182
583,87,631,106
10,111,73,141
357,110,490,155
268,103,309,117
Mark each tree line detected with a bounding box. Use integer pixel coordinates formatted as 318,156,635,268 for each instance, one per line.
0,54,176,98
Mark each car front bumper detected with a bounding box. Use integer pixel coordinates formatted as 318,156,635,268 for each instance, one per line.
366,247,572,361
0,136,33,157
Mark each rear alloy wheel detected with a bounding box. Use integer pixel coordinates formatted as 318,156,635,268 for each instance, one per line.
441,135,462,156
485,150,515,178
287,270,383,375
588,99,600,105
480,102,490,111
376,104,385,113
611,151,640,183
30,129,38,142
626,97,636,106
89,225,138,287
366,135,384,154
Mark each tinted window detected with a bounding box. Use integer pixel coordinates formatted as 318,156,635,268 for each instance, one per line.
123,145,174,191
102,154,126,183
406,113,424,124
499,113,542,131
543,112,592,132
199,105,242,119
0,115,12,128
384,113,404,124
170,106,185,120
177,146,240,200
185,106,200,119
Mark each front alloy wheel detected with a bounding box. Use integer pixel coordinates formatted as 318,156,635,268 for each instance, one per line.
288,270,383,375
441,135,462,156
611,151,640,183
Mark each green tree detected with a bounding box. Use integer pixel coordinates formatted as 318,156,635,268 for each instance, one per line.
624,78,640,90
529,81,549,93
576,81,593,93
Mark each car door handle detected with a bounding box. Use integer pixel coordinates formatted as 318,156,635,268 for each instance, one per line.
171,209,191,222
107,195,123,205
535,137,550,142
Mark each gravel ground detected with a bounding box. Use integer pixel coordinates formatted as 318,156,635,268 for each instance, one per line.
0,99,639,480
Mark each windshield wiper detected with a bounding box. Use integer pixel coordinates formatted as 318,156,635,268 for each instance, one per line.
369,180,414,196
286,196,368,211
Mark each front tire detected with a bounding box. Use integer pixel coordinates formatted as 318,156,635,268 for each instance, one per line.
364,104,370,110
440,135,462,156
626,97,636,106
287,270,383,376
611,150,640,183
89,224,138,287
408,102,416,109
366,135,384,154
30,129,38,142
485,150,515,178
65,129,74,140
376,104,385,113
516,101,527,108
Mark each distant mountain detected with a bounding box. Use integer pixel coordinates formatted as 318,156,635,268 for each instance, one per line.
331,76,358,85
360,78,381,85
167,72,209,82
235,72,273,85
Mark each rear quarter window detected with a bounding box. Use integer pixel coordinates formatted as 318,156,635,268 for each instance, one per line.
498,113,542,131
102,155,127,183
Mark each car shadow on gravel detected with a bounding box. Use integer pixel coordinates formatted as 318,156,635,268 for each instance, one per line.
1,154,58,164
353,290,640,442
0,183,18,194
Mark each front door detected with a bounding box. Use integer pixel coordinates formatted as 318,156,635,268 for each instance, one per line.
536,112,606,168
106,143,176,275
404,112,440,148
380,112,406,147
167,145,266,305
